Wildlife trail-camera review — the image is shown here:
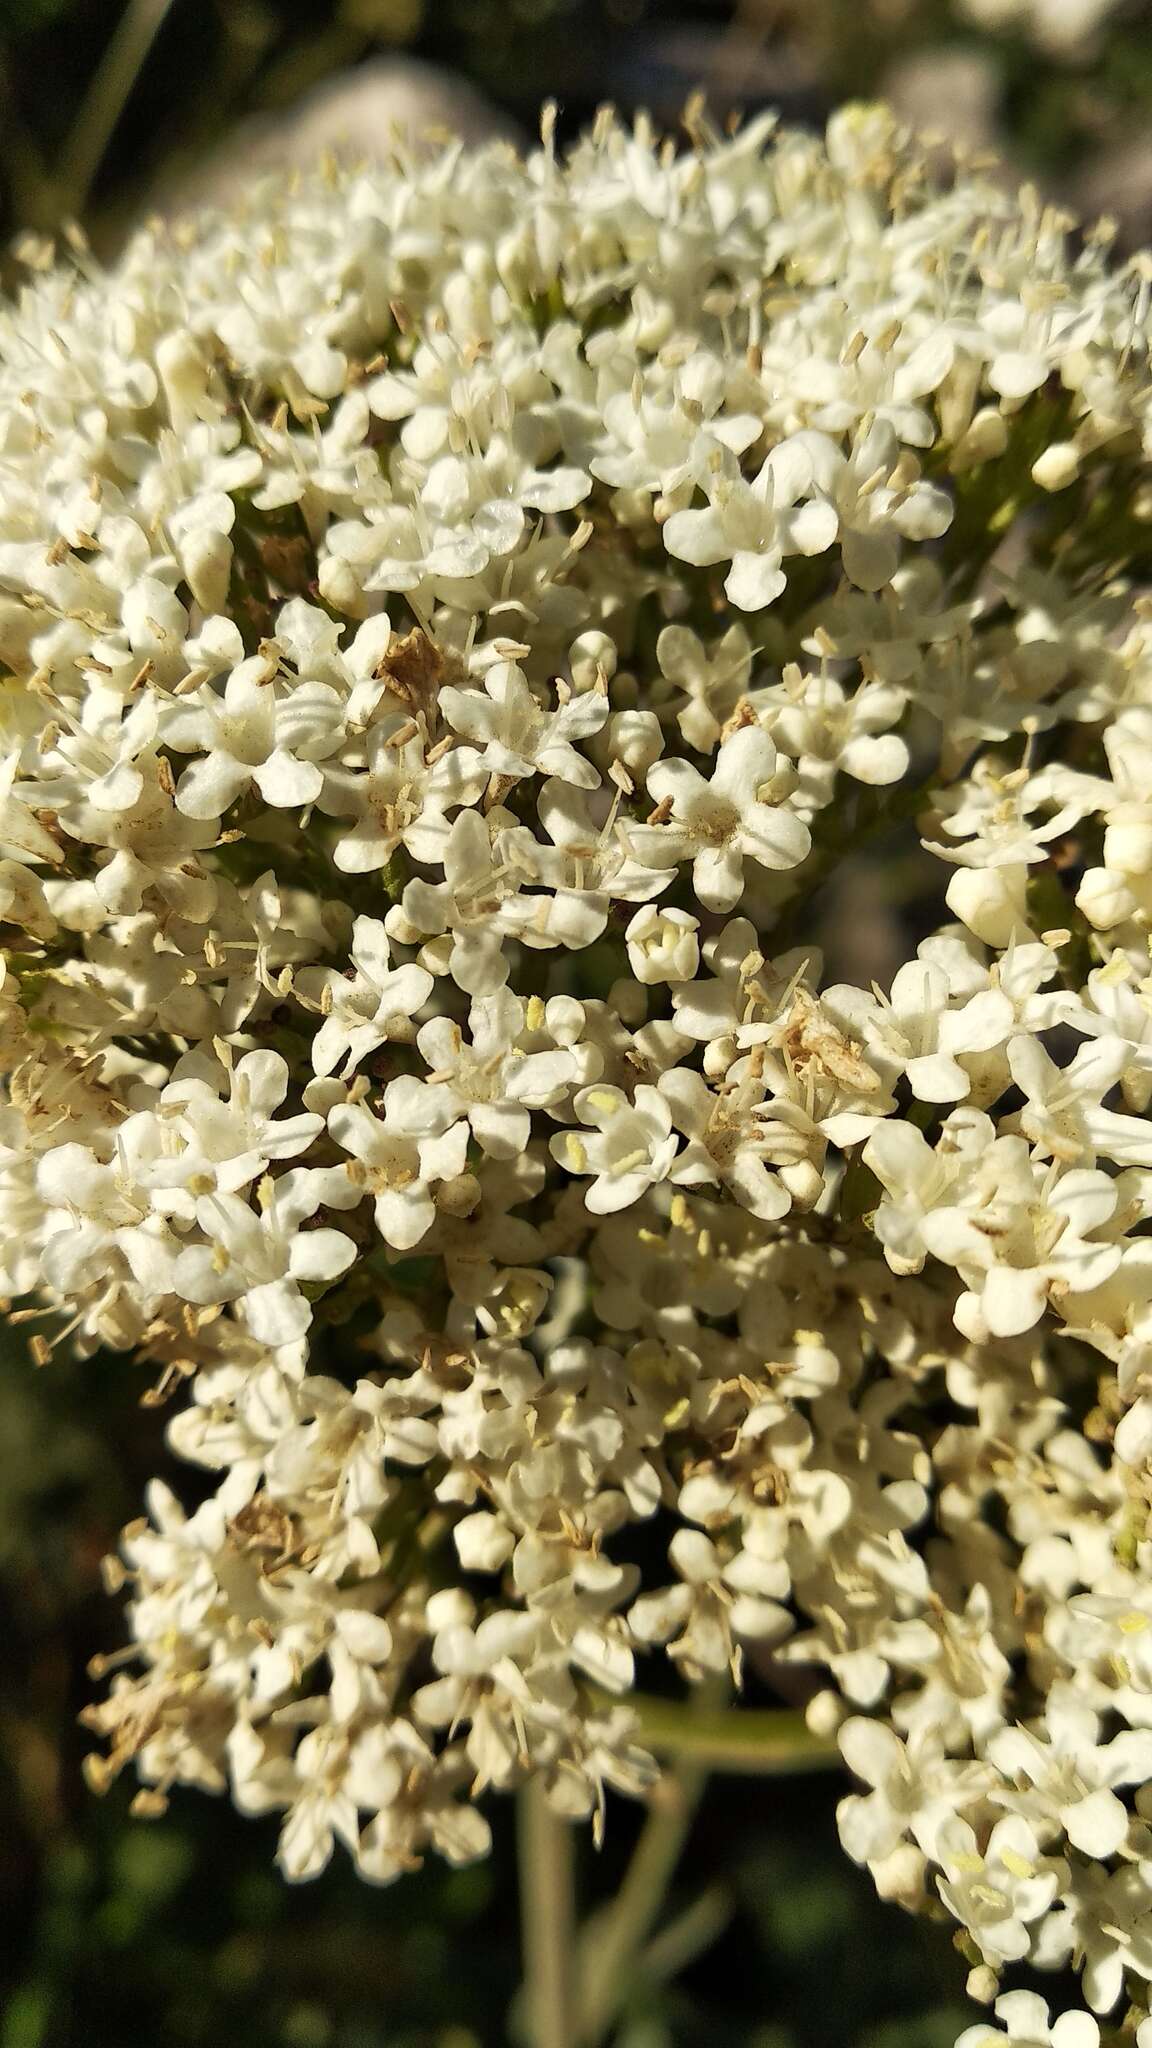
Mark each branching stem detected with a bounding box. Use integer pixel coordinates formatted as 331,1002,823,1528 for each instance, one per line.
577,1761,707,2048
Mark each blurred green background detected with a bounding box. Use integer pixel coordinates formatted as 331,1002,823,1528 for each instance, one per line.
0,2,1148,2042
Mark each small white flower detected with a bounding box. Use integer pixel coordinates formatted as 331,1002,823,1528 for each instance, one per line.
157,1048,324,1199
1008,1033,1152,1169
989,1690,1152,1859
389,807,538,997
165,655,345,819
954,1991,1100,2048
662,437,838,612
310,917,434,1079
637,725,811,912
824,954,1012,1104
552,1085,679,1214
415,989,580,1158
760,668,909,813
798,420,952,593
837,1718,990,1865
319,716,485,876
172,1168,358,1346
655,622,754,753
328,1095,468,1251
936,1814,1060,1964
658,1065,794,1220
440,662,607,788
624,905,700,985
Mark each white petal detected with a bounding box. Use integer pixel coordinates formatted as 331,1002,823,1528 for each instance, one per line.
288,1228,356,1283
1062,1788,1129,1859
726,549,785,612
176,751,252,819
786,498,838,557
243,1279,311,1346
662,505,727,568
981,1263,1048,1337
374,1184,435,1250
253,750,324,809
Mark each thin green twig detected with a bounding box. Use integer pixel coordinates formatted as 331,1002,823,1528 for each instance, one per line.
56,0,179,222
638,1882,733,1989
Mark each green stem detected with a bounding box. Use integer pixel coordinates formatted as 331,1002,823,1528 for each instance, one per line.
518,1777,578,2048
56,0,178,220
577,1761,706,2048
622,1694,839,1776
638,1882,732,1989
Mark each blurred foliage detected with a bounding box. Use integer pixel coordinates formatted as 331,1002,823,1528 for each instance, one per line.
0,0,1150,249
3,0,75,27
0,0,1149,2041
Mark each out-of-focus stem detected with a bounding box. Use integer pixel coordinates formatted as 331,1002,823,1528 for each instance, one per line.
578,1760,707,2048
518,1776,578,2048
57,0,178,220
591,1690,841,1775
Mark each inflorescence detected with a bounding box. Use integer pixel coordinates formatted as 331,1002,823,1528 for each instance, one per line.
3,99,1152,2044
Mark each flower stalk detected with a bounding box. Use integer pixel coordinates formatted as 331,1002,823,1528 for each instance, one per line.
518,1779,579,2048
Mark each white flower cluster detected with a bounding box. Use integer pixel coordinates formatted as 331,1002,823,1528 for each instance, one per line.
3,99,1152,2041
